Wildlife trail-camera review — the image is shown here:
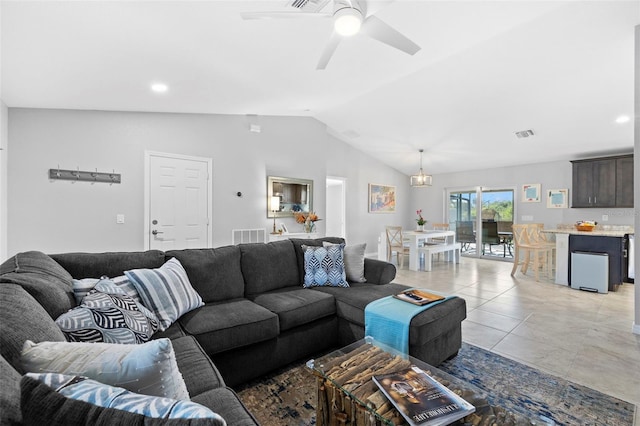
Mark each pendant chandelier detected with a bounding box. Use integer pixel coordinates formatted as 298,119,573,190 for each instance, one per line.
410,149,432,187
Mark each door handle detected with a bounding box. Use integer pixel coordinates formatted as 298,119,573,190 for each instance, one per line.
152,230,163,235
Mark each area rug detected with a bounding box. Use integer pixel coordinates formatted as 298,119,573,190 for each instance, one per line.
236,343,636,426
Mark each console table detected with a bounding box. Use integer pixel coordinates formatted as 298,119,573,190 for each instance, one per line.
268,232,320,242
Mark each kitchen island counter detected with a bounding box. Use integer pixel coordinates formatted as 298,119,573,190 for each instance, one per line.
543,228,631,238
542,227,633,287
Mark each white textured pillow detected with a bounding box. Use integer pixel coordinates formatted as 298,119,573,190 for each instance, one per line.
21,338,189,401
324,242,367,283
125,258,204,331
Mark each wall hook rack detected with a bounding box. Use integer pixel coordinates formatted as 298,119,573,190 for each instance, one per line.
49,167,122,184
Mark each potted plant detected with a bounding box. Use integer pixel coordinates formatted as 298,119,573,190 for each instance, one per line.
416,210,427,231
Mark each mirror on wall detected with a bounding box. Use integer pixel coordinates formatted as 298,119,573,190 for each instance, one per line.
267,176,313,218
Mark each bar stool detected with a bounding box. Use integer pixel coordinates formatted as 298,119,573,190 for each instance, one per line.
511,224,554,281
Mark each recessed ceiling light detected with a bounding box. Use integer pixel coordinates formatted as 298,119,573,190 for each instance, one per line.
615,115,630,124
150,83,168,93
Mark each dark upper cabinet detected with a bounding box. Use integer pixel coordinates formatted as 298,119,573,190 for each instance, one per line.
571,155,633,208
615,156,634,207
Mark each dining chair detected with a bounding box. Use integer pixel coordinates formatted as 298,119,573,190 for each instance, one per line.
455,221,475,252
386,226,410,268
511,224,554,281
481,221,504,256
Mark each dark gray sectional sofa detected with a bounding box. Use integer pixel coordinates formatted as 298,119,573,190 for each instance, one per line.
0,237,467,425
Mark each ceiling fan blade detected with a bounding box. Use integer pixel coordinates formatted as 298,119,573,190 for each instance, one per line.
316,32,342,70
241,11,331,20
360,15,421,56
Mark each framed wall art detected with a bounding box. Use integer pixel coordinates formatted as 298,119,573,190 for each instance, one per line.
547,189,568,208
368,184,396,213
521,184,541,202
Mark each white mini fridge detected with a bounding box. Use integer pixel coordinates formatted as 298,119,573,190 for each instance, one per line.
570,251,608,293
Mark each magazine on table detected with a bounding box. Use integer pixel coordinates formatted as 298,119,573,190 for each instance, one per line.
372,365,475,426
393,289,445,306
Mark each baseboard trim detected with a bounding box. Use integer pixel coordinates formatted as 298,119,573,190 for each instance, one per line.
633,322,640,335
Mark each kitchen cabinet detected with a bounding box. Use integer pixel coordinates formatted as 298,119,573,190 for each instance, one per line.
615,155,634,207
571,155,633,208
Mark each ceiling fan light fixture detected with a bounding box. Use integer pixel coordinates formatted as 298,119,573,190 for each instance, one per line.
334,7,362,36
410,149,432,187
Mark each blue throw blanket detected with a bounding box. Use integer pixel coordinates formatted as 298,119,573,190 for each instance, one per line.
364,291,453,354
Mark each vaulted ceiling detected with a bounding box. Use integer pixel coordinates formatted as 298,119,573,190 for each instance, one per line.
1,1,637,175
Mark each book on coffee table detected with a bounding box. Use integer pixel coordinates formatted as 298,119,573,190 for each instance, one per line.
393,289,445,306
373,365,475,426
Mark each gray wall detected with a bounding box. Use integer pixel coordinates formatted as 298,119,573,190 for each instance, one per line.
418,160,635,228
6,108,411,256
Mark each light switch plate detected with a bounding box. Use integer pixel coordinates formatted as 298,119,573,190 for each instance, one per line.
522,215,533,221
116,214,125,224
602,215,609,221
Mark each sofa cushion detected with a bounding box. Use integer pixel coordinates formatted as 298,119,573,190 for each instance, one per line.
55,283,159,344
240,241,300,295
0,251,75,318
20,375,227,426
191,387,258,426
316,283,467,346
248,287,336,331
153,321,188,340
21,338,189,400
289,237,345,284
126,258,204,331
0,284,66,373
0,356,22,425
302,244,349,288
314,282,409,327
50,250,166,280
170,336,226,398
26,373,225,421
178,299,278,354
166,246,244,302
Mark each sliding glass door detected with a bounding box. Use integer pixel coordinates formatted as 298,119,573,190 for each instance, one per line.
449,190,477,254
448,187,515,260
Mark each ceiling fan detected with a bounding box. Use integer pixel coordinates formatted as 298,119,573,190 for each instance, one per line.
241,0,421,70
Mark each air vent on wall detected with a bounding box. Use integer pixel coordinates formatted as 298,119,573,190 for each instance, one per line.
515,129,535,138
288,0,330,12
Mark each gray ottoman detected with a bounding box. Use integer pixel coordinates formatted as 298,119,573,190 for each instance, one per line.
315,283,467,366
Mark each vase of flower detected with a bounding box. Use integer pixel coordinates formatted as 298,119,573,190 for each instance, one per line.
304,220,315,233
416,209,426,231
294,212,320,233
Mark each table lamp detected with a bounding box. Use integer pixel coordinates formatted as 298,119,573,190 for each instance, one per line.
271,196,280,234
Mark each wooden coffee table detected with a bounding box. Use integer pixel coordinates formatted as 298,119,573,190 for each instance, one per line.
306,337,535,426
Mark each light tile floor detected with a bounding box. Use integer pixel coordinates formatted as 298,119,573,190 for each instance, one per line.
391,256,639,424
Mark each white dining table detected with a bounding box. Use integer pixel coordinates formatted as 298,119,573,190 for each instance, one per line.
404,230,457,271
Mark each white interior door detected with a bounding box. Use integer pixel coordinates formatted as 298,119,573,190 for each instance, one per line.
326,177,346,238
145,152,212,251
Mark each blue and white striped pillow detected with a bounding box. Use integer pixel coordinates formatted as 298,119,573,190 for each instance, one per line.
125,258,203,331
72,275,143,305
26,373,226,423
